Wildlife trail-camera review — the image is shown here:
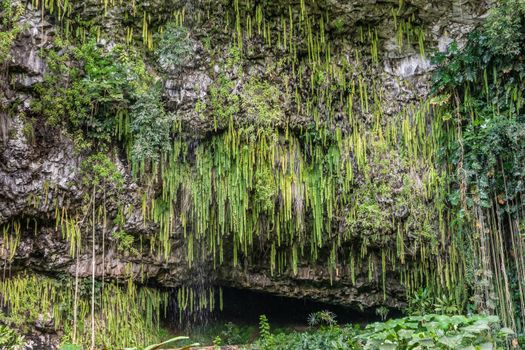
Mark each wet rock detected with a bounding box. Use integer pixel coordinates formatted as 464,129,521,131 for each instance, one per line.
165,70,212,108
0,0,489,346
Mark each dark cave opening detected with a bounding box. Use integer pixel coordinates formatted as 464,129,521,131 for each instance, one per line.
164,286,401,331
215,287,395,327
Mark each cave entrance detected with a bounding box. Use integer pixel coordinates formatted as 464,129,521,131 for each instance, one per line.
164,286,395,333
215,287,385,328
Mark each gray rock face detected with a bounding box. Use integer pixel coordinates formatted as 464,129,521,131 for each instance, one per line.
0,117,80,224
0,0,488,346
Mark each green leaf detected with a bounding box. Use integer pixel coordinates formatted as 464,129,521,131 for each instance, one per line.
498,327,514,336
477,342,494,350
143,336,196,350
461,322,490,334
438,334,464,348
379,341,397,350
397,329,414,340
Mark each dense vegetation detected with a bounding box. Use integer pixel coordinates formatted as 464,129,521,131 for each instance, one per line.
251,313,513,350
0,0,524,349
432,0,525,332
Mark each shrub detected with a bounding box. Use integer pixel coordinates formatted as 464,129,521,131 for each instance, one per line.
255,325,359,350
484,0,525,57
254,166,277,214
307,310,338,327
130,85,173,164
80,152,124,189
355,314,513,350
0,0,23,63
33,40,134,145
154,23,193,73
241,77,284,129
209,73,240,130
32,38,158,153
406,288,433,316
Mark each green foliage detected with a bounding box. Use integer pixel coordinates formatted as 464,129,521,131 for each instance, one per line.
32,41,91,143
154,23,192,72
32,35,173,164
432,0,525,329
433,0,525,330
0,324,24,349
346,195,391,238
33,39,126,144
59,344,82,350
112,230,138,255
433,295,460,315
213,335,222,346
125,336,198,350
355,314,512,350
32,38,158,153
254,324,359,350
457,116,525,209
0,0,23,63
183,321,255,346
406,289,433,316
216,322,253,345
484,0,525,57
247,315,512,350
407,289,463,316
376,306,390,322
0,274,168,350
259,315,271,341
307,310,337,327
433,0,524,93
80,153,123,188
241,77,284,129
130,84,172,164
254,166,277,214
257,314,276,349
209,73,240,130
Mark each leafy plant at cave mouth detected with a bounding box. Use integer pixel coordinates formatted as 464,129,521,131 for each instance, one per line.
254,318,359,350
355,314,514,350
406,288,433,316
433,294,460,316
220,323,251,345
375,306,389,322
259,315,272,340
307,310,338,327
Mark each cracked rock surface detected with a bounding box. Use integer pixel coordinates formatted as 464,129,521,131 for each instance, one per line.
0,0,488,347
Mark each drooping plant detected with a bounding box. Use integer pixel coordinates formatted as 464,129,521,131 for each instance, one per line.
432,0,525,332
